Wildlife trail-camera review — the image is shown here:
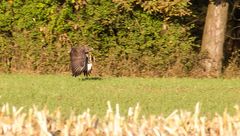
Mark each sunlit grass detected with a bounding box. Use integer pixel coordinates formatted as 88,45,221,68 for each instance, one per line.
0,73,240,116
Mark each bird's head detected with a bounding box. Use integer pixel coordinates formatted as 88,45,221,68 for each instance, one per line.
84,46,94,54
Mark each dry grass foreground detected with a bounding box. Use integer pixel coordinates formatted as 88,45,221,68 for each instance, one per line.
0,101,240,136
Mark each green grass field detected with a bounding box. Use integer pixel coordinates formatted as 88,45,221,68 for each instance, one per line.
0,74,240,117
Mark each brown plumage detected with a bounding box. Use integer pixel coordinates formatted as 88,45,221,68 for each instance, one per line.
70,46,93,77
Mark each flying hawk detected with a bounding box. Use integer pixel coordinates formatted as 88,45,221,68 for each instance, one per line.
70,46,94,77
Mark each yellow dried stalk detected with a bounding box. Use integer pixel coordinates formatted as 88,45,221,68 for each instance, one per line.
1,102,240,136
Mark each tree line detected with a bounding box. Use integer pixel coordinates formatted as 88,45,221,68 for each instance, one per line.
0,0,239,77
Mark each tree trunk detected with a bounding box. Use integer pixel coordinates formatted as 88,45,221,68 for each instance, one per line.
201,2,229,77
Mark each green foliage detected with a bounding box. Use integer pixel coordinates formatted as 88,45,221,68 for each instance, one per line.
112,0,192,19
0,0,198,76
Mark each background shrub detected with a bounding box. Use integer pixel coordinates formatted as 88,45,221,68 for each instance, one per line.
0,0,199,76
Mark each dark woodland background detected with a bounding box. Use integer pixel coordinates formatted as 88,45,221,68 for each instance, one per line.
0,0,239,77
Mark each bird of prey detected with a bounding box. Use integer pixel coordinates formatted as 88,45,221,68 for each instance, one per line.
70,46,94,77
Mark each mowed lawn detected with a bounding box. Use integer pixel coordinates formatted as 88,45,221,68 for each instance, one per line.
0,74,240,117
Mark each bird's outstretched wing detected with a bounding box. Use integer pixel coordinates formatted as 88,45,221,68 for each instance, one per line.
70,47,86,77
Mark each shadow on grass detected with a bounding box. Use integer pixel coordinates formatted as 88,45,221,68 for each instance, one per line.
80,77,103,81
